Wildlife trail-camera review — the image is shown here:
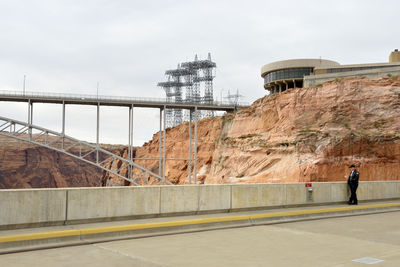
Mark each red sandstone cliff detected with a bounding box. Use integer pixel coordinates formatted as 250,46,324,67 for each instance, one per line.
0,136,126,189
3,75,400,188
110,75,400,185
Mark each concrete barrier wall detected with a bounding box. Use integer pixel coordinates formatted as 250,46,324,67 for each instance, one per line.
1,181,399,228
0,189,66,227
67,187,161,221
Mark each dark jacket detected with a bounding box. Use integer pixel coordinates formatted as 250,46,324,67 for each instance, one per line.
347,169,359,186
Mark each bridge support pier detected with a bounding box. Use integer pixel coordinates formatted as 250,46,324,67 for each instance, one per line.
128,104,134,179
194,106,197,184
163,105,166,182
27,99,33,140
96,103,100,164
62,101,65,150
159,108,162,177
188,110,192,184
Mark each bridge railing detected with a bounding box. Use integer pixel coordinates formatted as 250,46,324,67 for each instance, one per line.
0,90,249,107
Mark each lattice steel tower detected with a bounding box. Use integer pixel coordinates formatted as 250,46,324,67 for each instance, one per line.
158,64,195,128
181,53,216,119
158,53,217,128
203,53,216,118
225,89,243,105
157,77,175,128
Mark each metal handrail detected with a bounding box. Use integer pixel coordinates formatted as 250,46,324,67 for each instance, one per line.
0,90,249,107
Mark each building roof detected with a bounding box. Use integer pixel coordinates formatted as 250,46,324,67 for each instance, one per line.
261,59,340,77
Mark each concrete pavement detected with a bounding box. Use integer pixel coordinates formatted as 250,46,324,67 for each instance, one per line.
1,210,400,266
1,201,400,253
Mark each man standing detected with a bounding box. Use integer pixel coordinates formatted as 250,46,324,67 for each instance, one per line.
347,164,360,205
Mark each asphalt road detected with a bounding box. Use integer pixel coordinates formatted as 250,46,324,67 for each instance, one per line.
1,211,399,266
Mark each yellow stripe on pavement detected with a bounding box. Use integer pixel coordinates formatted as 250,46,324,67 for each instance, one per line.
1,202,399,244
0,230,81,243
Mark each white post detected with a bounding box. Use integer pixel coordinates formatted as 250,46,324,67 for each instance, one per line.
28,99,32,140
163,105,166,182
188,110,192,184
96,103,100,164
159,108,162,176
128,105,133,179
194,106,198,184
62,101,65,150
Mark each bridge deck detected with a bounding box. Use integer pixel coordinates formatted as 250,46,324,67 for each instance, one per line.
0,90,248,111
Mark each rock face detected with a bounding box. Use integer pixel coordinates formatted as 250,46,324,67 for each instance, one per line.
132,117,222,185
101,147,136,186
0,136,126,189
122,75,400,184
3,75,400,188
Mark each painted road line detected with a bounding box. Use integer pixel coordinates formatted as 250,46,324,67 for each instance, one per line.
1,202,400,244
0,230,81,243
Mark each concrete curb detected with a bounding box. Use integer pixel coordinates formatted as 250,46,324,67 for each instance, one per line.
1,202,400,254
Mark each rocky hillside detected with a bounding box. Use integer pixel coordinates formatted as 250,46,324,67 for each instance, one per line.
0,136,126,189
110,75,400,185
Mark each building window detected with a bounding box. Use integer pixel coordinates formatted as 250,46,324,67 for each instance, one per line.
264,67,313,84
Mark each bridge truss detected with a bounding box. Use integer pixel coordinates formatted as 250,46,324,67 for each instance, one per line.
0,115,171,186
0,90,246,186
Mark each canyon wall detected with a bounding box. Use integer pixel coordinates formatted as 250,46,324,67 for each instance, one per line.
0,136,126,189
3,75,400,188
122,75,400,185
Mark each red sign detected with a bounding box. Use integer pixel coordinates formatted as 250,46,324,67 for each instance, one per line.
305,183,312,188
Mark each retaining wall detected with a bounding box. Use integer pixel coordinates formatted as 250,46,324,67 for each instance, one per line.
1,181,399,229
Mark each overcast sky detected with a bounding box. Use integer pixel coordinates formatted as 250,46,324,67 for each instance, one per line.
0,0,399,145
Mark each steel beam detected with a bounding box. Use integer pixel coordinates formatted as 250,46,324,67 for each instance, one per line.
96,102,100,164
30,102,33,124
27,99,31,124
28,99,33,140
194,106,198,184
159,108,162,176
128,106,131,162
0,90,246,111
130,104,134,161
163,105,166,182
62,101,65,150
0,115,171,185
0,122,11,132
188,109,192,184
128,105,133,179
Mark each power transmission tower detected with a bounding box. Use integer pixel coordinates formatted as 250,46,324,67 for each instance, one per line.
158,53,217,127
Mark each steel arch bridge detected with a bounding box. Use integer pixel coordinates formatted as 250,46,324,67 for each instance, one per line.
0,115,170,186
0,90,246,186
